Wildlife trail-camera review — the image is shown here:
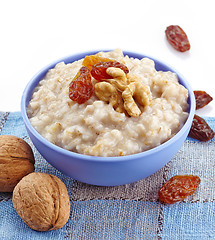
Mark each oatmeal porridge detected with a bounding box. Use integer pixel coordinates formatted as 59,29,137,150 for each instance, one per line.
27,49,189,157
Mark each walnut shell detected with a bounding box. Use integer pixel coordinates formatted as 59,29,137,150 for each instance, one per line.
0,135,35,192
12,172,70,231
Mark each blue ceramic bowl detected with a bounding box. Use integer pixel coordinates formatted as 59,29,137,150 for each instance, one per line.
21,50,196,186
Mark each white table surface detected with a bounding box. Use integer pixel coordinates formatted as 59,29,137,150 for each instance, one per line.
1,0,214,117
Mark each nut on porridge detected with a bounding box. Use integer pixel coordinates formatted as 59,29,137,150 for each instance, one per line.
27,49,189,157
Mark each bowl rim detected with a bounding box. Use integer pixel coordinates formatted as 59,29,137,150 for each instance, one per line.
21,49,196,163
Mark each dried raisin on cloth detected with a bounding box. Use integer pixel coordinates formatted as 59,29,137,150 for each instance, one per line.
159,175,200,204
165,25,190,52
189,114,215,141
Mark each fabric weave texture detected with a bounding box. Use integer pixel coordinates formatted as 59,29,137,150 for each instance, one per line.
0,112,215,240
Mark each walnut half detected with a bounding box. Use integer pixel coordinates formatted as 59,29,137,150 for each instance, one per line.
12,172,70,231
95,67,152,117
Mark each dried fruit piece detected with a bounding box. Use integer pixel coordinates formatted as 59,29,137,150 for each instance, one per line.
82,55,112,70
194,90,213,109
159,175,200,204
188,114,215,141
91,61,129,81
69,66,93,104
165,25,190,52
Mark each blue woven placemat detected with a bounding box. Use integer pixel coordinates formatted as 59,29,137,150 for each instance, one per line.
0,112,215,240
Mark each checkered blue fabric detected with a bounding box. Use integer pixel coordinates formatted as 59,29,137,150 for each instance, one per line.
0,112,215,239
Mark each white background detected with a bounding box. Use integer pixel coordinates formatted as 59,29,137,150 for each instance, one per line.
1,0,214,117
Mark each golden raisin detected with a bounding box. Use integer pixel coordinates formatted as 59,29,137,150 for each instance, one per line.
194,90,213,110
165,25,190,52
188,114,215,141
91,61,129,81
82,55,112,70
69,66,93,104
159,175,200,204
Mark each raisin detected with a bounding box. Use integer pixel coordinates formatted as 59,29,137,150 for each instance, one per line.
69,66,93,104
194,90,213,109
165,25,190,52
82,55,112,70
188,114,215,141
159,175,200,204
91,61,129,81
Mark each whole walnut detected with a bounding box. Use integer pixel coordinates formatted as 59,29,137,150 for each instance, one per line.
12,172,71,231
0,135,35,192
